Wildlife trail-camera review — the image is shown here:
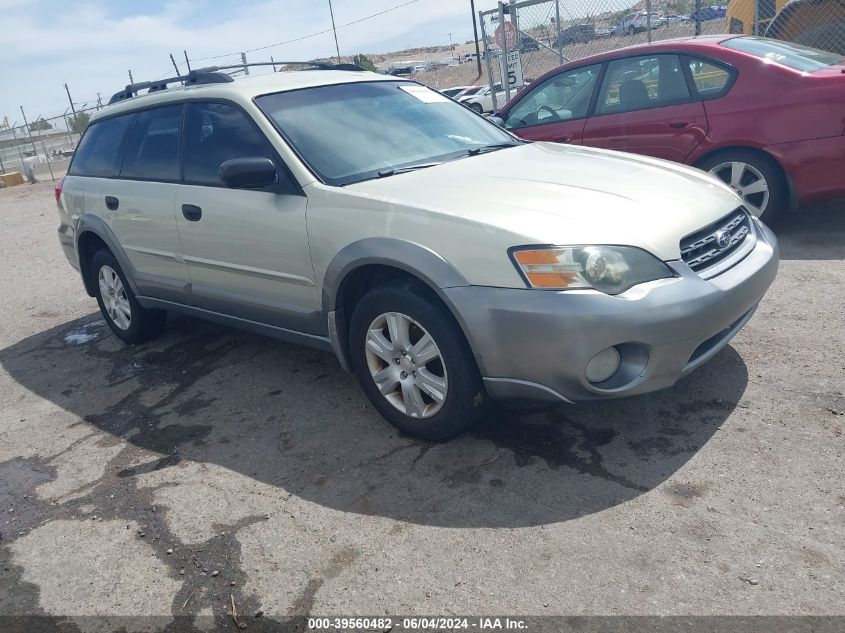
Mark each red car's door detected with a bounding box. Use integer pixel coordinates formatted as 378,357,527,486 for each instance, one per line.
499,63,602,145
581,54,708,162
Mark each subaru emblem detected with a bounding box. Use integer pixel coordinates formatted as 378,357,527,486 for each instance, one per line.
715,229,731,249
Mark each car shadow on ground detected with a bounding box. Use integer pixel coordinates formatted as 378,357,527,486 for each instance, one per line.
0,312,748,529
777,198,845,261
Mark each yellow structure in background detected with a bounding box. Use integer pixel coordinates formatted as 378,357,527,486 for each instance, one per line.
726,0,845,55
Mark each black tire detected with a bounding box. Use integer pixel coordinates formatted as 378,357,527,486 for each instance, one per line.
696,150,787,225
470,102,484,114
91,249,166,345
627,26,636,36
349,280,490,441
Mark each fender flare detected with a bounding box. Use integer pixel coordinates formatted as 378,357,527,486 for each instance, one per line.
75,214,141,297
321,238,471,372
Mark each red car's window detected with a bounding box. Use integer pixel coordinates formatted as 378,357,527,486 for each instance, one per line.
503,64,601,130
687,59,732,97
596,55,690,115
722,36,844,72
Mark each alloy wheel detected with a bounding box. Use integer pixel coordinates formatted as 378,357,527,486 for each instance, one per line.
709,161,770,217
364,312,448,419
98,265,131,330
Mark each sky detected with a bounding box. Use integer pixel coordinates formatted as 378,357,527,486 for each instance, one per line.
0,0,507,125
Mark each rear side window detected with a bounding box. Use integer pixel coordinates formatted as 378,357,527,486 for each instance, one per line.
597,55,690,115
182,102,277,186
119,105,183,181
687,58,732,97
68,115,135,178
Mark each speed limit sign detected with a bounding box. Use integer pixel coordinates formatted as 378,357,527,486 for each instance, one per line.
494,21,517,50
506,50,524,89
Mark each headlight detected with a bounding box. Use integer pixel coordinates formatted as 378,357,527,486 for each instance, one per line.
511,245,673,294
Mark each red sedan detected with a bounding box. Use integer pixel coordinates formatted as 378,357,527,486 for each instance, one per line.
496,36,845,223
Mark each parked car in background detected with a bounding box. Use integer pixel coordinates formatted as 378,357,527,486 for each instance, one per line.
554,24,596,46
440,85,475,99
614,12,661,35
460,83,509,113
494,35,845,223
520,36,541,52
56,66,778,440
663,14,688,25
595,25,615,38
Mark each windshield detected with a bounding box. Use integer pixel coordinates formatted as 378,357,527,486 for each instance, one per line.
722,36,844,72
255,81,518,186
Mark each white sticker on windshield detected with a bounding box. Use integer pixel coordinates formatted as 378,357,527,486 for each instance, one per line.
399,84,450,103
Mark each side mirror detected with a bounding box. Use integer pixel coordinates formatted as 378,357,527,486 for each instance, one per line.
488,115,505,127
219,157,278,189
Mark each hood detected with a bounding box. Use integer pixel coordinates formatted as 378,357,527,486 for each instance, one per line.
345,142,743,260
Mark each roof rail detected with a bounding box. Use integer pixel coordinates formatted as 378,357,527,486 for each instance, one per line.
107,61,367,104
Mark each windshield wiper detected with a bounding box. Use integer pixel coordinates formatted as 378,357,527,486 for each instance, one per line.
466,142,520,156
377,162,443,178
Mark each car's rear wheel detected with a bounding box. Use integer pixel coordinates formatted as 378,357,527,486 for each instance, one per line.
349,281,489,441
470,102,484,114
92,249,166,344
698,150,786,224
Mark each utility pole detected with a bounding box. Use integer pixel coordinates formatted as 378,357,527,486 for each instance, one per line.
184,50,191,72
64,83,77,117
170,53,181,76
448,32,454,58
128,69,135,84
270,56,277,72
470,0,482,78
240,52,249,75
328,0,341,62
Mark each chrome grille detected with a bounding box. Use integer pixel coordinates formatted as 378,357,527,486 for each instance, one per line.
680,208,755,276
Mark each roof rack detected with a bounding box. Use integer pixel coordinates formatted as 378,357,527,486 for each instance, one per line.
108,61,366,104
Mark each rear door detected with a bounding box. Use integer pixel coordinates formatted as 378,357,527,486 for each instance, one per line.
105,104,189,302
501,63,601,144
581,54,708,162
174,101,319,333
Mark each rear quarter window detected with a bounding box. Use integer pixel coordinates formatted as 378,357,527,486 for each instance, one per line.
67,115,136,178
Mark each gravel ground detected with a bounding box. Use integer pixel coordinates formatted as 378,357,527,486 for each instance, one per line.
0,181,843,631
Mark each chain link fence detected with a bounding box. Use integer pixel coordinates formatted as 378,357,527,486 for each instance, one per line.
476,0,730,110
0,106,99,185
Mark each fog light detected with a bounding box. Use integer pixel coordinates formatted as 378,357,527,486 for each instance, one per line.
585,347,621,383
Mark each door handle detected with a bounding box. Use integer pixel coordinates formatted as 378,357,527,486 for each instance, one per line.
669,120,693,129
182,204,202,222
553,134,574,143
104,196,119,211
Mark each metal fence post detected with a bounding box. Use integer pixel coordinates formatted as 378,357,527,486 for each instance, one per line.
555,0,562,64
645,0,652,43
480,10,498,111
695,0,702,36
498,1,511,103
753,0,760,35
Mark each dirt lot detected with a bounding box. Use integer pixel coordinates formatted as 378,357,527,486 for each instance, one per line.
0,181,843,631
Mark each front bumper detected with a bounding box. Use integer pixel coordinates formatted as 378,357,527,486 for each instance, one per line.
444,219,779,403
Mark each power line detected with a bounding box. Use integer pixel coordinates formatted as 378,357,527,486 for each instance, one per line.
190,0,422,62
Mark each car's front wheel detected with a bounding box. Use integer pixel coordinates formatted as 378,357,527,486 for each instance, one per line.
470,102,484,114
697,150,786,224
92,249,166,344
349,281,489,441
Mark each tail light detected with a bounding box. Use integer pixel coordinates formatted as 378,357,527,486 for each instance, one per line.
54,176,65,206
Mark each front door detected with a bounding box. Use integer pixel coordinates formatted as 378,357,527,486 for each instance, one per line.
174,101,320,334
500,63,602,145
581,54,708,162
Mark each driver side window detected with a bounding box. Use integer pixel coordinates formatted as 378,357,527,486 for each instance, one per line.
504,64,600,130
